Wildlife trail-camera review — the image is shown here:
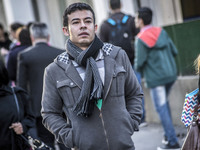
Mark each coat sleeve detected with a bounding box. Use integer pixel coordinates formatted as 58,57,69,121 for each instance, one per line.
121,50,143,131
7,51,16,81
17,53,28,90
18,90,36,133
41,67,74,148
134,38,148,73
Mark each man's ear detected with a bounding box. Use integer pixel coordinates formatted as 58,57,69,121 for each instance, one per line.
95,24,98,33
62,27,69,36
47,35,50,42
140,19,145,27
30,35,34,44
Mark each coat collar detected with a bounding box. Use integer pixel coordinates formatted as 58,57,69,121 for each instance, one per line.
55,43,120,99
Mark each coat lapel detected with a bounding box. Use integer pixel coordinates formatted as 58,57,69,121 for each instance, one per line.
103,56,115,100
64,61,83,89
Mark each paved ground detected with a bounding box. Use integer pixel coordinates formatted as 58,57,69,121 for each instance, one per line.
132,123,187,150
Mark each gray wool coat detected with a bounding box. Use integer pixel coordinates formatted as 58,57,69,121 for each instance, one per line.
41,44,143,150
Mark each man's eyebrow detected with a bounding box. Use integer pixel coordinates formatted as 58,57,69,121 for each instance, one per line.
71,17,92,22
84,17,92,20
71,18,80,22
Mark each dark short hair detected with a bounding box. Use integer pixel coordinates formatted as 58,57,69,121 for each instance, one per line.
138,7,153,25
19,28,32,46
0,60,9,86
110,0,121,10
63,2,95,27
10,22,24,32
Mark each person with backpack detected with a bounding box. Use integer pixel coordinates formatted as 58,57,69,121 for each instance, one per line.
99,0,138,65
99,0,147,126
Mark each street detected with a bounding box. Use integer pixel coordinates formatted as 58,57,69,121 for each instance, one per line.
132,123,187,150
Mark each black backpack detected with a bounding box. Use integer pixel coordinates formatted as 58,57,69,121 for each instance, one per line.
107,15,134,63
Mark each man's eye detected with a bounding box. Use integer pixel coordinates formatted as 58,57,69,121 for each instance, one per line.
72,22,79,24
85,20,92,23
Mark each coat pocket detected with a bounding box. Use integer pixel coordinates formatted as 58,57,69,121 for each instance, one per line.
110,66,126,97
57,79,80,108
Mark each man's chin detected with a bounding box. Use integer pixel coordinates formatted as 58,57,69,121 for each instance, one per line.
79,39,92,46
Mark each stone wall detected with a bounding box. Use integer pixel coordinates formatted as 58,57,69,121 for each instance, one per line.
142,76,199,126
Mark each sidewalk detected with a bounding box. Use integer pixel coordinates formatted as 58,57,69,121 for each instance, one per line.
131,123,187,150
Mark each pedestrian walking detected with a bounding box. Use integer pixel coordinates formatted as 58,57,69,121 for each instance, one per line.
17,22,66,149
41,2,143,150
134,7,180,150
99,0,138,65
99,0,147,126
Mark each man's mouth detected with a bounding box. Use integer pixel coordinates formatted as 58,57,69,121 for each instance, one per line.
79,32,89,36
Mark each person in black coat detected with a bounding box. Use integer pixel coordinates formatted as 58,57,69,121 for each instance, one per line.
0,60,35,150
17,22,67,149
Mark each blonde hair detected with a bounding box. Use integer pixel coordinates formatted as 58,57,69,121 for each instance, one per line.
15,27,23,42
194,54,200,74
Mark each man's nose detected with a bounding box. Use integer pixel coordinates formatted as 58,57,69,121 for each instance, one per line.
80,21,86,28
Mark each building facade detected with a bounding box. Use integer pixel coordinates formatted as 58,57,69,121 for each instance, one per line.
1,0,197,49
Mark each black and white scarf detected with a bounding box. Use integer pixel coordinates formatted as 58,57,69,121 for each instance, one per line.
66,35,104,117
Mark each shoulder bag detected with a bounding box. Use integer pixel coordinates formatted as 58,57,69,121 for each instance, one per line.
181,100,200,150
11,87,54,150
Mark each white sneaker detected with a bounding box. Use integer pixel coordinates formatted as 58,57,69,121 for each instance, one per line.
139,122,148,128
157,143,180,150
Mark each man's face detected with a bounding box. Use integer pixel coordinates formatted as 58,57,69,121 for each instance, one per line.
135,13,142,29
9,29,15,40
63,10,97,50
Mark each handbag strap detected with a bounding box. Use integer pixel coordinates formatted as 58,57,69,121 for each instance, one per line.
11,87,32,146
11,86,20,121
11,87,53,149
193,72,200,122
193,103,199,121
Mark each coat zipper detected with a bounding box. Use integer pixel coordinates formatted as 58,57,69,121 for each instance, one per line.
99,111,110,150
98,69,114,150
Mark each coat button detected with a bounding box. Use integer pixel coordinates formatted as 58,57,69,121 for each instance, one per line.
70,82,74,86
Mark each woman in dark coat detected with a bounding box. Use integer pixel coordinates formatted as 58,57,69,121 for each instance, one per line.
0,60,35,150
7,27,32,83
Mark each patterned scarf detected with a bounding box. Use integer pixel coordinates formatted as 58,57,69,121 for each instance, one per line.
66,35,104,117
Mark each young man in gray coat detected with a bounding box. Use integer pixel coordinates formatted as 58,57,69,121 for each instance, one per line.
41,2,143,150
